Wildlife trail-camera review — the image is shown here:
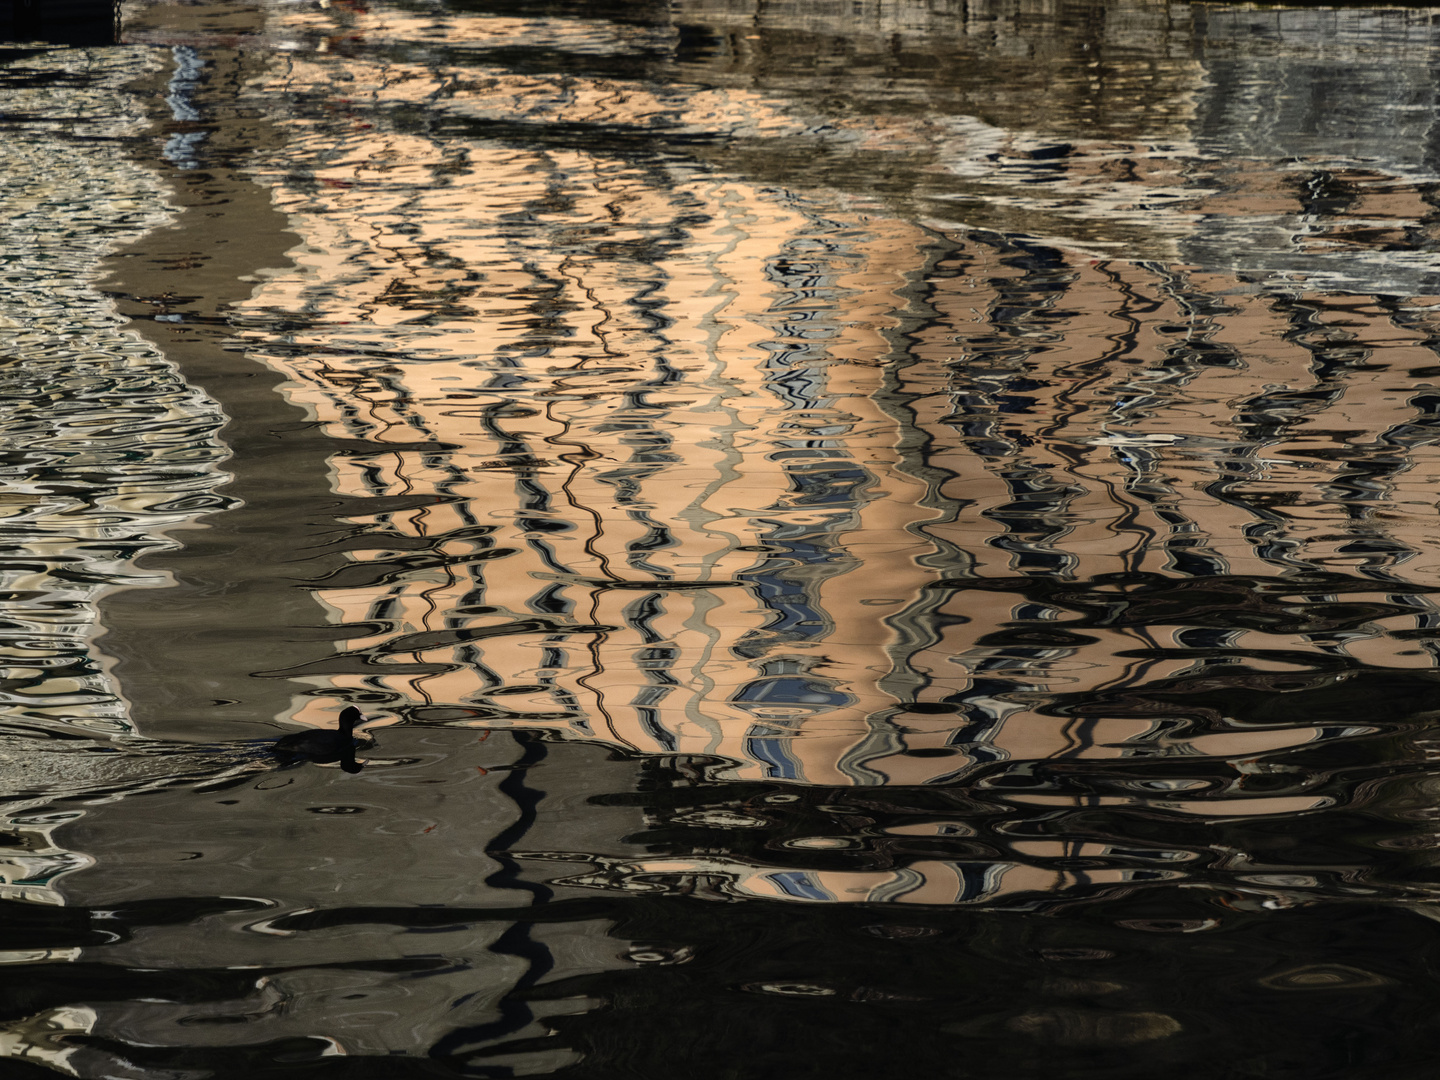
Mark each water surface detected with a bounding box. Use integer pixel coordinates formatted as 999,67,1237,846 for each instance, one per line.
5,1,1440,1076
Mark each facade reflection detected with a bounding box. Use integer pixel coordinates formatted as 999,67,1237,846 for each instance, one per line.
185,0,1440,806
104,0,1440,928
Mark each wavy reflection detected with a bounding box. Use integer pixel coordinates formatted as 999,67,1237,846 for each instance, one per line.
58,0,1440,934
11,0,1440,1075
0,43,229,739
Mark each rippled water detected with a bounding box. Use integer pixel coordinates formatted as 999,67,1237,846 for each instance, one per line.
8,1,1440,1075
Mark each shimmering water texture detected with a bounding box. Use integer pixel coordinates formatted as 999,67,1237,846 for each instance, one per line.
9,2,1440,1077
0,43,227,738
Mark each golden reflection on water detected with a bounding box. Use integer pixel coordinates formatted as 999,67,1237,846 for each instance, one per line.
183,0,1440,807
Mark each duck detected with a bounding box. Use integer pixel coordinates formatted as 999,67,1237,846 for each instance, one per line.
272,706,369,772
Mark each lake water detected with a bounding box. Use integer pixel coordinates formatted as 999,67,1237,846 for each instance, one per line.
5,0,1440,1075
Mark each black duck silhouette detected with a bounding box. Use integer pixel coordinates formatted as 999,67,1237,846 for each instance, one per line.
272,706,369,772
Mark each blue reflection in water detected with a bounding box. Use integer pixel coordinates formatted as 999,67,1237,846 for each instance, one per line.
161,45,206,169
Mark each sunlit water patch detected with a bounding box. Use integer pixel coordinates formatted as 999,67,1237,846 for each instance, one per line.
0,43,229,740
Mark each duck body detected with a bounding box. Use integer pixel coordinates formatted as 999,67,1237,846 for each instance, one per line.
272,706,369,772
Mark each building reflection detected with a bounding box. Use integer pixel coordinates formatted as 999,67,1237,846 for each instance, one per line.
38,0,1424,937
179,0,1440,804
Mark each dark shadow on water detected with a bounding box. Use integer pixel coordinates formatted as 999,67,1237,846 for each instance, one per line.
0,0,118,46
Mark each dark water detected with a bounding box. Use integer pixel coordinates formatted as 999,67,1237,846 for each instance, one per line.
7,1,1440,1075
